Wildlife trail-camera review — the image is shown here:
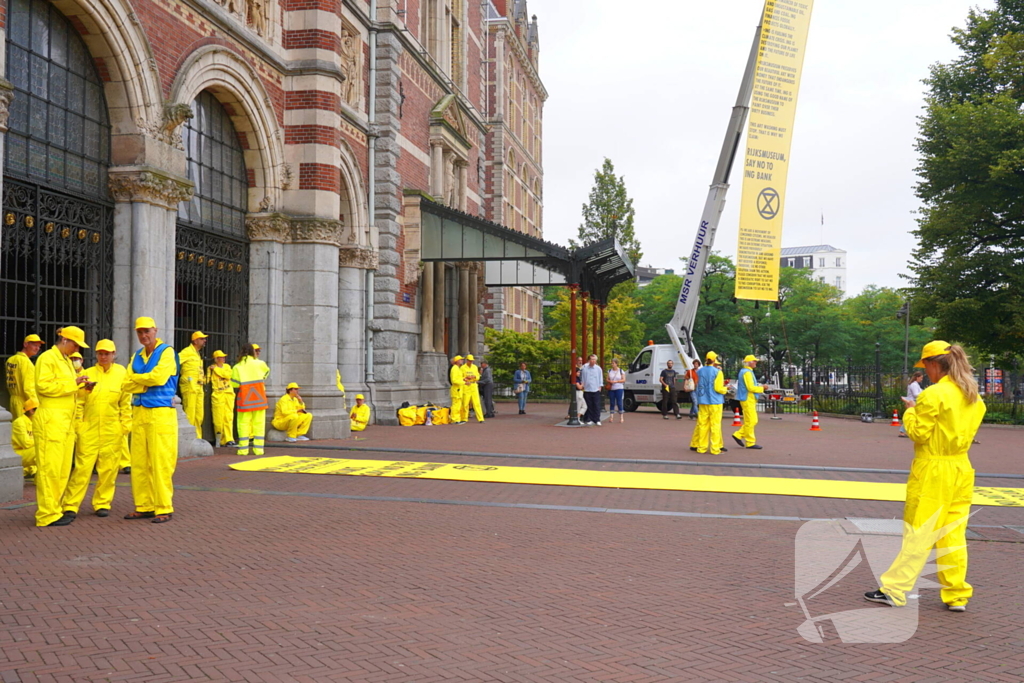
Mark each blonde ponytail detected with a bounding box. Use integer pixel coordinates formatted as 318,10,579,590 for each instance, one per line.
932,345,980,404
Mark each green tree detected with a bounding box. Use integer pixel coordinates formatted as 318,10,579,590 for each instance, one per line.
545,287,644,362
570,158,643,266
482,328,567,392
909,1,1024,357
635,273,684,345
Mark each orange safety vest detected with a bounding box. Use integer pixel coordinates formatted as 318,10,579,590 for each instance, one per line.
231,357,270,412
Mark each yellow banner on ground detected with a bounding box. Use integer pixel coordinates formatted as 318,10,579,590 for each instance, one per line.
229,456,1024,507
735,0,815,301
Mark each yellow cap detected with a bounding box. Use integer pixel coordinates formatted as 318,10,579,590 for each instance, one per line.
466,354,475,361
23,398,38,412
95,339,116,353
191,331,209,341
134,316,156,330
23,334,44,344
743,354,758,363
60,325,89,349
286,382,300,390
70,351,83,359
213,350,227,358
355,394,365,400
453,355,463,361
915,340,952,368
705,351,718,362
252,343,260,351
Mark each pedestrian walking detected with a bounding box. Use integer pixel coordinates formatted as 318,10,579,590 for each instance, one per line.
571,357,586,420
6,333,43,420
122,318,180,524
207,351,236,446
865,341,985,612
579,354,603,426
659,360,682,420
898,370,924,437
179,331,208,439
479,360,496,418
687,359,701,420
732,354,765,449
607,358,626,423
273,382,313,442
449,356,465,424
514,361,532,415
62,339,131,518
231,344,270,456
690,351,728,454
33,326,90,527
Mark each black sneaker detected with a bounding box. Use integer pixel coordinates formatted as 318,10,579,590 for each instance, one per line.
732,435,745,448
747,444,763,450
120,467,131,474
689,447,698,452
864,590,896,606
47,514,75,527
95,509,110,518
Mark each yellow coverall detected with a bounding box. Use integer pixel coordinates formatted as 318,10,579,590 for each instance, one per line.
460,363,484,422
878,376,986,608
272,394,312,438
12,413,35,476
449,364,465,423
61,363,131,514
178,344,205,439
123,342,179,516
350,403,370,431
32,346,80,526
694,368,727,455
231,357,270,456
733,368,764,447
207,364,235,444
6,351,37,421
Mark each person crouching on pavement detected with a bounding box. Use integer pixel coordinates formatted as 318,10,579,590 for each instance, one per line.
350,394,370,432
864,341,985,613
12,398,37,478
273,382,312,442
732,354,765,450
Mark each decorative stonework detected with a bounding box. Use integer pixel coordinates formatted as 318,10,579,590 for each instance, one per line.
108,169,194,210
246,214,354,246
339,246,379,270
0,79,14,134
340,20,363,108
137,103,194,149
211,0,269,37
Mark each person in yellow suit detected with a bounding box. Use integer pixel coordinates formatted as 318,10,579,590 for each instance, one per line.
61,339,131,518
12,398,37,478
33,325,90,527
350,394,370,432
207,350,236,447
273,382,312,442
732,355,765,450
231,343,270,456
179,331,208,439
690,351,729,455
122,317,180,524
6,333,43,420
449,356,465,424
865,341,986,613
460,354,484,423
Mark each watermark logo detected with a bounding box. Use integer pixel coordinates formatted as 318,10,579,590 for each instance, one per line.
791,516,964,643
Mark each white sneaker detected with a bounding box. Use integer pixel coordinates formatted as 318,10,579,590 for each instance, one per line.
297,435,310,441
285,437,297,442
583,421,593,426
947,604,967,612
596,421,602,426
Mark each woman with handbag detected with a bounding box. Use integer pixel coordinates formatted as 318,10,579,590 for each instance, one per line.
685,359,700,419
513,361,532,415
607,358,626,423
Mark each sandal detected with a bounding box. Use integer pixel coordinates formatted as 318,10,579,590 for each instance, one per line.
124,511,156,520
152,514,173,524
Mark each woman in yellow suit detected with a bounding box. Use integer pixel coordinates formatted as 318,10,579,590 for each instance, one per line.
33,326,90,527
12,398,37,477
732,355,765,449
232,344,270,456
62,339,131,517
207,350,236,447
449,356,465,424
273,382,312,442
865,341,986,612
460,355,485,423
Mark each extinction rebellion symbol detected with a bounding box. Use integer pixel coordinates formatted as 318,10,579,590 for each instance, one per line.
757,187,780,220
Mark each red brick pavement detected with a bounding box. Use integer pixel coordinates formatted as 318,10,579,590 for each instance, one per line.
2,402,1024,682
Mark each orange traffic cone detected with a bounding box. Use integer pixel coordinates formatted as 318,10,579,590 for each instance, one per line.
809,411,822,431
732,408,742,427
890,409,900,426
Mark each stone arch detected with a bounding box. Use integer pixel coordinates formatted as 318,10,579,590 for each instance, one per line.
45,0,163,162
337,138,368,246
168,45,284,214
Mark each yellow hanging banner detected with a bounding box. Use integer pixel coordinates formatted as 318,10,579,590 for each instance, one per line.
735,0,814,301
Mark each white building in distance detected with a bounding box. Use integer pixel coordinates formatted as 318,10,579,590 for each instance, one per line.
779,245,847,293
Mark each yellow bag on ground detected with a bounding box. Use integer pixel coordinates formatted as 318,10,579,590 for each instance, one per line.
432,407,450,425
415,406,428,425
397,405,418,426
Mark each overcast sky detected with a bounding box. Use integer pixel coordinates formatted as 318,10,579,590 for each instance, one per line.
534,0,994,296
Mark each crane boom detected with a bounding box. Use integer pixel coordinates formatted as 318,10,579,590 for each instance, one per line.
667,21,763,368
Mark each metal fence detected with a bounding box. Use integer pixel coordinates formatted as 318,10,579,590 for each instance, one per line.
491,356,572,401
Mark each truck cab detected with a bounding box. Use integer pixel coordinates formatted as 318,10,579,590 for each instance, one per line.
623,344,692,412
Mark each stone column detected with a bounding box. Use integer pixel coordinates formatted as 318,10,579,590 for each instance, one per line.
338,247,376,396
430,144,444,198
432,262,445,355
458,264,470,353
421,263,434,352
457,163,468,212
468,263,479,354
